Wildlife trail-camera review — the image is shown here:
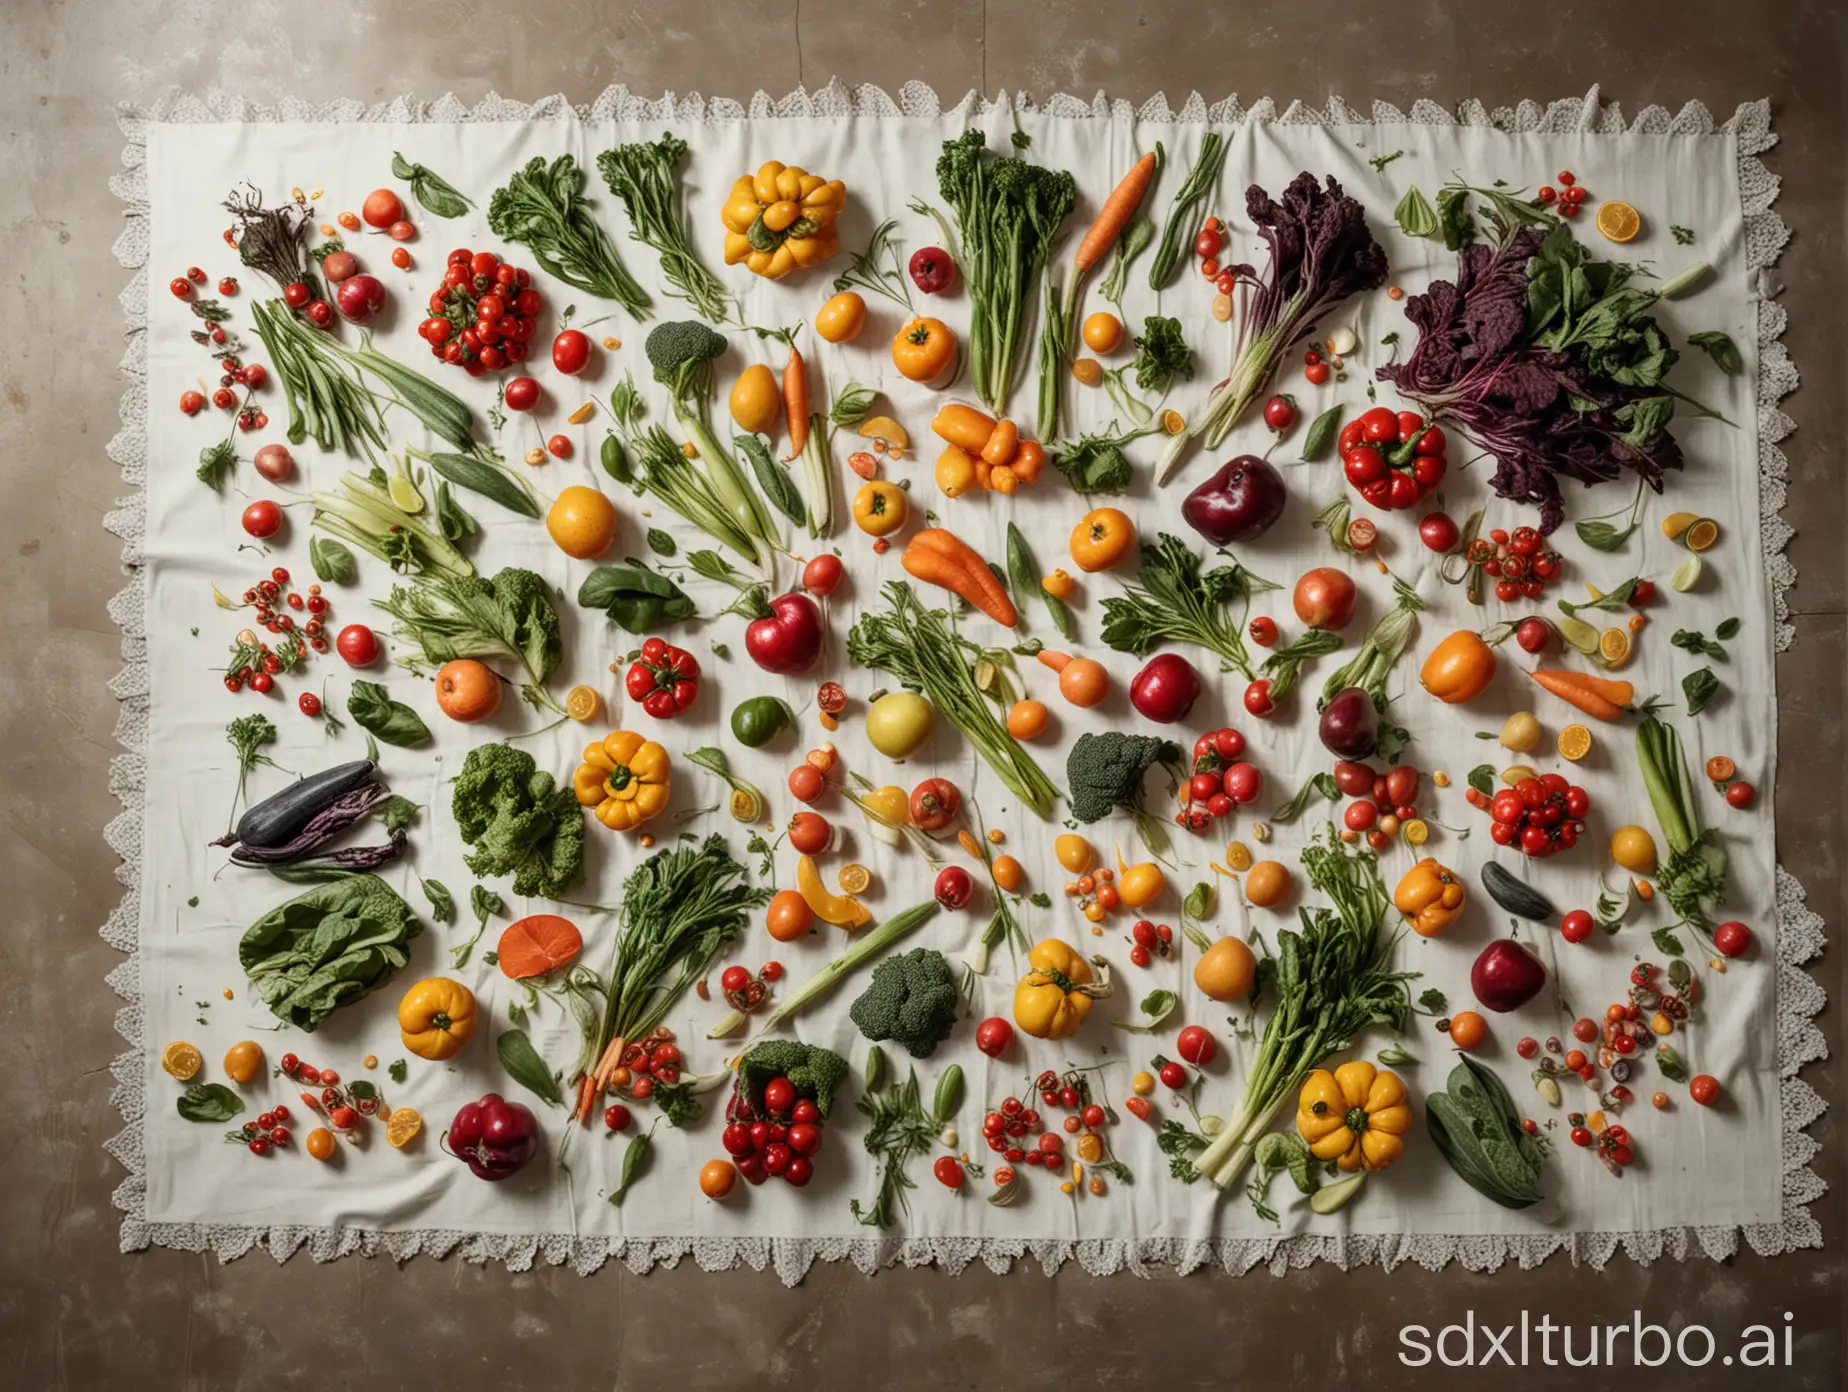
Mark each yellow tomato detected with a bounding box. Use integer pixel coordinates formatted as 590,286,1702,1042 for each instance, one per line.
935,444,977,498
1610,825,1659,875
728,363,781,434
866,691,936,758
1055,833,1095,874
852,479,909,536
815,290,867,343
545,486,618,560
1081,312,1124,353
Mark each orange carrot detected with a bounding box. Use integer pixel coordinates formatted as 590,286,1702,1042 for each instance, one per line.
572,1073,598,1124
1528,669,1625,722
1529,667,1635,706
1075,151,1160,272
903,529,1019,626
781,345,810,460
1037,648,1073,673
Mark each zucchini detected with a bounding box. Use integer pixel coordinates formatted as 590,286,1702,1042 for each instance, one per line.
1479,860,1556,921
426,452,542,518
233,760,375,849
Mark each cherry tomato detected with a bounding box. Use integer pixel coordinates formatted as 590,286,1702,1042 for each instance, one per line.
169,276,193,299
1176,1025,1217,1065
1689,1074,1720,1106
1515,617,1552,654
1158,1061,1187,1090
934,865,974,911
1304,362,1330,385
1418,512,1460,553
552,329,593,376
1725,781,1756,809
1243,679,1275,718
335,624,380,667
1248,615,1278,648
546,434,572,459
306,300,334,328
933,1155,965,1190
975,1016,1014,1057
787,810,832,855
1712,921,1753,957
1262,395,1296,432
786,763,824,804
241,500,283,539
803,553,844,597
1560,910,1595,944
180,390,207,416
1194,227,1223,259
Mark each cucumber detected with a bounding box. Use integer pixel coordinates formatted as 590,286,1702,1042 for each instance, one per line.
233,760,375,848
426,453,542,518
1479,860,1556,921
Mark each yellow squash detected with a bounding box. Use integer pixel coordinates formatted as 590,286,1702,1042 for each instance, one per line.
721,162,847,280
796,854,872,930
1296,1061,1412,1172
1013,938,1113,1039
397,977,478,1061
574,730,671,831
1393,857,1466,938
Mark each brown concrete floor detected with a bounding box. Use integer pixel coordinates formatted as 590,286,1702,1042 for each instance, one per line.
3,2,1842,1387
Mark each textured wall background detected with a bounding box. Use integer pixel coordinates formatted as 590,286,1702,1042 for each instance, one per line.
1,2,1840,1387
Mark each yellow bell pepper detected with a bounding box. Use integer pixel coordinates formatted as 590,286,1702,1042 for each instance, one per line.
1393,857,1467,938
1296,1061,1412,1172
720,161,847,280
1013,938,1113,1039
397,976,478,1061
573,730,671,832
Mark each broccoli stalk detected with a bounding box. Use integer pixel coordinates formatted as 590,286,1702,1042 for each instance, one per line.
848,948,960,1059
1066,731,1185,864
644,321,782,578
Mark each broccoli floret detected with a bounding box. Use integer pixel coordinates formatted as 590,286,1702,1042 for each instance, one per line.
1049,422,1164,496
1066,731,1184,829
848,948,960,1059
644,319,728,407
451,743,585,898
734,1040,851,1119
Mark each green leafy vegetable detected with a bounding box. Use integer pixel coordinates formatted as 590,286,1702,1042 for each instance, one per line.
645,528,677,558
734,431,807,528
851,1066,949,1227
1047,422,1159,495
596,134,728,322
346,680,431,748
1006,522,1077,640
1271,770,1341,826
309,536,357,585
829,382,878,428
238,873,421,1031
1301,405,1344,461
176,1083,246,1123
225,713,282,831
1683,667,1719,715
1425,1053,1548,1208
450,884,505,969
1671,224,1695,245
497,1028,564,1107
1688,330,1742,374
1099,533,1278,678
488,154,650,318
1394,186,1438,239
310,470,477,579
452,743,586,898
376,568,563,712
1260,628,1344,704
831,218,914,312
1248,1130,1318,1220
1468,764,1497,797
1113,989,1179,1034
1318,578,1425,709
577,562,697,633
607,1121,658,1205
391,153,472,218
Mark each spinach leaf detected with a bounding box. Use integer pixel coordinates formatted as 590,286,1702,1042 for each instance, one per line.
391,152,474,219
309,536,357,585
1424,1054,1546,1209
1574,519,1636,552
497,1028,564,1106
1435,186,1475,250
1687,330,1742,374
645,527,677,558
1651,925,1687,957
1683,667,1719,715
1715,616,1741,641
1672,628,1725,659
1615,395,1675,448
577,564,697,634
1112,989,1179,1034
608,1122,658,1206
239,873,421,1031
176,1083,246,1123
377,795,421,836
346,681,431,748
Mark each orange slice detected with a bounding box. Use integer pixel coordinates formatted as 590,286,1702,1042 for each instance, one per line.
565,686,601,722
161,1041,202,1081
1558,724,1593,761
1599,627,1633,668
856,415,909,450
386,1107,423,1149
1595,199,1642,243
1685,518,1720,552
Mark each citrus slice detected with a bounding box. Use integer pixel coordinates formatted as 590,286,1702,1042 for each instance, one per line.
161,1041,203,1081
1595,200,1642,243
856,415,909,450
1599,626,1633,668
1670,555,1703,592
565,685,601,722
1501,765,1539,787
387,465,426,514
1403,819,1430,846
837,863,873,895
1661,510,1699,541
385,1107,423,1149
1558,724,1594,761
1225,841,1253,872
1685,518,1720,552
1160,409,1186,436
1555,615,1603,657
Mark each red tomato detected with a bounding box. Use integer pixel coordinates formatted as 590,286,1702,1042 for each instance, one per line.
1560,910,1595,944
546,434,573,459
934,866,974,911
908,778,961,831
975,1017,1014,1058
552,329,593,376
240,500,283,539
361,189,404,228
1243,679,1275,718
1248,615,1278,648
1222,762,1261,805
933,1156,965,1190
503,376,541,412
1688,1074,1720,1106
762,1077,796,1113
1725,781,1756,809
1176,1025,1217,1065
1262,395,1296,432
802,553,844,596
1712,921,1753,957
335,624,380,667
787,811,832,855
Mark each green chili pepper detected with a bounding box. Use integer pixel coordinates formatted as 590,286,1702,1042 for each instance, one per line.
608,1120,659,1206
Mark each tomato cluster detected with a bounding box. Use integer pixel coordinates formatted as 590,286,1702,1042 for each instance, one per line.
980,1067,1120,1195
419,248,544,374
625,637,701,718
610,1030,684,1101
1466,525,1565,602
720,1074,823,1188
1469,772,1590,857
1175,726,1262,831
223,567,333,695
1341,406,1447,510
1334,759,1425,850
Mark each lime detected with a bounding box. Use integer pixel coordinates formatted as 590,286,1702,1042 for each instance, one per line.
1670,555,1703,592
1555,615,1603,657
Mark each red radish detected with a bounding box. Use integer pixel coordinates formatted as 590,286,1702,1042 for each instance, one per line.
252,444,295,483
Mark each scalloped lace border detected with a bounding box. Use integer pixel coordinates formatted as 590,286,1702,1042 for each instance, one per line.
102,82,1824,1284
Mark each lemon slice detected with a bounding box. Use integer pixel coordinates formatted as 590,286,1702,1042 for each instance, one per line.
1661,511,1699,541
1160,409,1186,436
1558,724,1593,761
565,685,601,722
1599,627,1633,668
1226,840,1253,872
386,1107,422,1149
1595,200,1642,243
387,462,426,514
1501,765,1539,787
857,415,909,449
837,863,873,895
1685,518,1720,552
161,1041,203,1081
1670,555,1703,592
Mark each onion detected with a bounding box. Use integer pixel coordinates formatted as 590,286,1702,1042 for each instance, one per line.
252,444,294,482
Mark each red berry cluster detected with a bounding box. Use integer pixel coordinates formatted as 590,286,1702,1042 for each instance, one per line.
1469,771,1590,857
176,291,270,428
1341,407,1448,511
721,1073,823,1188
1176,726,1262,832
223,568,332,695
1195,218,1235,296
1333,759,1422,850
1536,170,1591,219
276,1052,380,1147
419,248,543,375
227,1101,294,1156
1568,1112,1635,1172
1466,526,1564,602
1127,918,1175,969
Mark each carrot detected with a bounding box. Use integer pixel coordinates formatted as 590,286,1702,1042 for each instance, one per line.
1037,648,1073,673
572,1073,598,1124
781,345,810,460
1528,668,1625,722
1529,668,1635,706
932,402,997,453
497,914,583,981
1074,150,1160,272
903,529,1019,626
981,419,1020,466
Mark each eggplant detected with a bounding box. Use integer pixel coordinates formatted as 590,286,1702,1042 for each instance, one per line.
226,760,375,849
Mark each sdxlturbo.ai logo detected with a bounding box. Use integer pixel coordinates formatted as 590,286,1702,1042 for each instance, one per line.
1399,1310,1797,1368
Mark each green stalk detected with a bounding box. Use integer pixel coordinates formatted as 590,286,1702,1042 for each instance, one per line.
760,901,941,1032
795,414,834,539
674,393,780,580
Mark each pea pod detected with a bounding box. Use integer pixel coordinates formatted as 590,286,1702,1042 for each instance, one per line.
864,1044,889,1095
932,1063,964,1127
607,1120,658,1206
